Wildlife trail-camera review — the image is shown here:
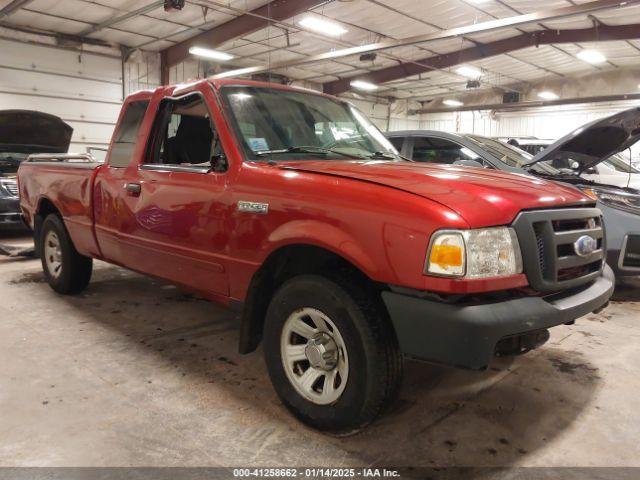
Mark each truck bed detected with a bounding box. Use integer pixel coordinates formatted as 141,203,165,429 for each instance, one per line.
18,154,103,258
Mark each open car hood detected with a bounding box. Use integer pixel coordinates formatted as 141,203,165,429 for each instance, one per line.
0,110,72,154
527,107,640,171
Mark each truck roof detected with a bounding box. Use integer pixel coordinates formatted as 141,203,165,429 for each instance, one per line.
125,78,336,104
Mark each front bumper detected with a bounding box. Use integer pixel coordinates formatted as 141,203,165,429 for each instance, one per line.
0,197,23,227
382,264,614,370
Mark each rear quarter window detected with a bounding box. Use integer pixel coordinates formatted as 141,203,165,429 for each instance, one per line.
109,100,149,168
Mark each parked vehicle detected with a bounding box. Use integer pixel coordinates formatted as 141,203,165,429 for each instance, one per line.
19,80,613,433
387,126,640,276
506,122,640,190
0,110,72,229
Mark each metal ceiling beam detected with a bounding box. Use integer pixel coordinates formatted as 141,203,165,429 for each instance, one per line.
211,0,638,80
323,22,640,95
161,0,331,77
78,0,164,36
0,0,34,18
411,92,640,114
0,19,115,48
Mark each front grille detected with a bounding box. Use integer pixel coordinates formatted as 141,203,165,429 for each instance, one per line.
622,235,640,269
1,179,18,197
512,208,605,292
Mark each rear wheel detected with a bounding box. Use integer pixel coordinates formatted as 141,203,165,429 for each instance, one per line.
263,274,402,435
40,214,92,294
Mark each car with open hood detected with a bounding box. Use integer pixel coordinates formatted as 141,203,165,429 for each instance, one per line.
387,126,640,276
0,110,72,229
506,137,640,180
505,108,640,190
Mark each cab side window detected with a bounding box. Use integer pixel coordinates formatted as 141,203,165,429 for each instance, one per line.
412,137,477,164
146,95,226,172
109,100,149,168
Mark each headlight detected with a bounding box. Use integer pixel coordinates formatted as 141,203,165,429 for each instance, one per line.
426,227,523,279
581,187,640,214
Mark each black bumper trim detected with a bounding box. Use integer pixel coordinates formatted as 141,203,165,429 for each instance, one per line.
0,197,23,226
382,265,614,370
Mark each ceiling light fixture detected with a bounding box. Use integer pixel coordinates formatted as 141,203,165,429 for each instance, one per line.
350,80,378,91
456,65,483,79
189,46,234,61
298,16,348,36
443,99,464,107
538,91,559,100
214,66,261,79
576,49,607,64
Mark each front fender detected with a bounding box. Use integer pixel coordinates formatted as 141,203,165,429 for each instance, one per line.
265,219,379,277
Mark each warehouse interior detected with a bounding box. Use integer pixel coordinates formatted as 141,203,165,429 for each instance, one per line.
1,0,640,475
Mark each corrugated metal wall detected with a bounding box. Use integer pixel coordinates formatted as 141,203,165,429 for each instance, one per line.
0,38,123,150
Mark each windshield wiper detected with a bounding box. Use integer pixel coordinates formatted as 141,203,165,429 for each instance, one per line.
255,146,364,160
368,151,398,160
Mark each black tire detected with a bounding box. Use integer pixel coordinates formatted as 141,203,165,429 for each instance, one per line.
40,214,93,294
263,274,403,435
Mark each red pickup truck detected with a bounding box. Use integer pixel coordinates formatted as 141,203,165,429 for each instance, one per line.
18,79,614,433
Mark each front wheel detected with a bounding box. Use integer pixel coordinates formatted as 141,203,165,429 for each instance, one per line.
263,274,402,434
40,214,93,294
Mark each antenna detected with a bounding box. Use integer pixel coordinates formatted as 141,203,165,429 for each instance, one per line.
267,3,271,83
627,147,632,189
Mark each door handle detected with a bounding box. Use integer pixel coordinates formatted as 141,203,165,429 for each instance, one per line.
125,182,141,197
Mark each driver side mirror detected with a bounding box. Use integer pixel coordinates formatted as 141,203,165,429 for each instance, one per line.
210,153,228,173
570,160,580,170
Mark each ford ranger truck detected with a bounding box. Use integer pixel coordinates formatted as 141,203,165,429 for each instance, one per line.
18,79,614,434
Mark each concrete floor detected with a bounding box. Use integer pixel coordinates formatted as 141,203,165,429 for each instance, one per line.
1,231,639,468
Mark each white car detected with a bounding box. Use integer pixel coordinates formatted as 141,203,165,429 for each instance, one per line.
581,153,640,190
508,122,640,190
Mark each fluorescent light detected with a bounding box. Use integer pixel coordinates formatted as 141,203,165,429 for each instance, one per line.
189,46,234,61
443,99,464,107
576,49,606,64
456,65,483,78
538,91,559,100
350,80,378,91
298,16,347,36
212,66,261,79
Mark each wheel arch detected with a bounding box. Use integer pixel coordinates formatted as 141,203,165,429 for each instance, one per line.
33,196,62,255
238,243,383,354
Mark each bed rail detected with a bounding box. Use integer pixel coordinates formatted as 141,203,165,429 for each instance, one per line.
26,153,102,163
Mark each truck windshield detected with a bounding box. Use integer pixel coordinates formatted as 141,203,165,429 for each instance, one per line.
219,86,401,161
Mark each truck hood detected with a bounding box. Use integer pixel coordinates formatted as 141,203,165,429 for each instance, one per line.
528,106,640,172
278,160,591,226
0,110,72,154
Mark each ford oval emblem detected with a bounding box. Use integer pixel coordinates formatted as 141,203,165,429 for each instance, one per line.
574,235,597,257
